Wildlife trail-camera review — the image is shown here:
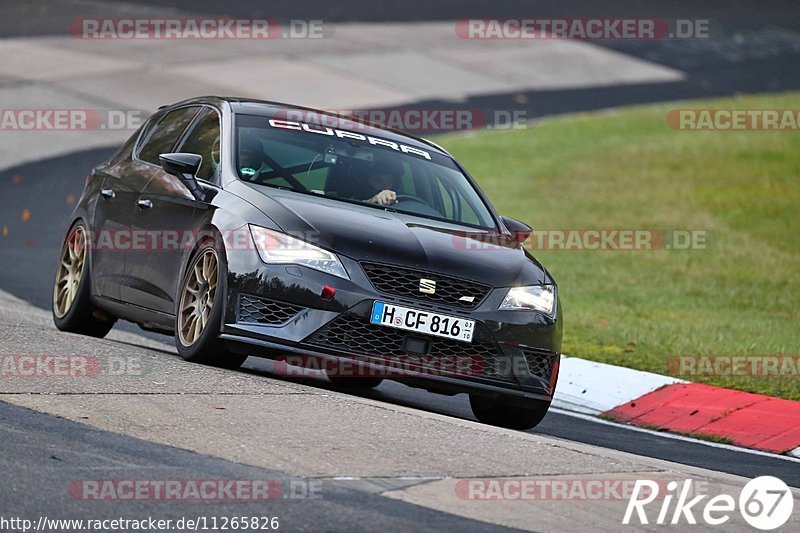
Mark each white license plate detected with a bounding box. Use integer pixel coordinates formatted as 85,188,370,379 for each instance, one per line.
369,301,474,343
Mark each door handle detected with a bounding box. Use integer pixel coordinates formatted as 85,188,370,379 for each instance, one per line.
137,198,153,209
100,188,115,199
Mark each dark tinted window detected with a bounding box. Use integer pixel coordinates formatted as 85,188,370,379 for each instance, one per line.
234,114,496,229
138,107,200,165
177,109,221,181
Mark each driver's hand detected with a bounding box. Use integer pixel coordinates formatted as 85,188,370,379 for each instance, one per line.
368,189,397,206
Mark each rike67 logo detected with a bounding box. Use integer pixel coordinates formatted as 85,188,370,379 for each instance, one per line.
624,476,794,529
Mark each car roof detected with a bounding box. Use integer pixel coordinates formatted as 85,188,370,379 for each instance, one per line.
163,96,452,157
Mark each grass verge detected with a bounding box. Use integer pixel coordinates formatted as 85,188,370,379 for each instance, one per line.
435,92,800,400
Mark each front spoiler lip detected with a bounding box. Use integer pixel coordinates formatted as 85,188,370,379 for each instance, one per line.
219,331,554,403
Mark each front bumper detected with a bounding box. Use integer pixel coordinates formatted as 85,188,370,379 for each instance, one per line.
220,251,562,402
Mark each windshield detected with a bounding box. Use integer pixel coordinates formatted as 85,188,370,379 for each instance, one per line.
234,114,496,229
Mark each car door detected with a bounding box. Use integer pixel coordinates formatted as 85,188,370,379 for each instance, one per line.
89,116,167,301
90,169,146,301
118,106,202,312
123,107,221,315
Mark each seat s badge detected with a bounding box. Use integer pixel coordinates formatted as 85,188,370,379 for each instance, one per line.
419,278,436,295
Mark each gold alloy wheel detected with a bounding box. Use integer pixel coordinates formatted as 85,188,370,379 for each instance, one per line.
178,248,218,347
53,225,87,318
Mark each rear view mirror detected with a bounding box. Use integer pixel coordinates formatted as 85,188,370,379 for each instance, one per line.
501,216,532,247
159,152,203,199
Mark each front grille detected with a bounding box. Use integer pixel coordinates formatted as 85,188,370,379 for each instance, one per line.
237,294,303,326
361,262,491,309
520,347,557,382
306,312,513,381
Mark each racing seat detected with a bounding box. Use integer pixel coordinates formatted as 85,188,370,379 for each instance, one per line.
325,158,373,200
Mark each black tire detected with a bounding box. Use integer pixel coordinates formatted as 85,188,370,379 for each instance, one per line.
52,221,115,338
328,377,384,389
469,395,551,430
174,240,247,370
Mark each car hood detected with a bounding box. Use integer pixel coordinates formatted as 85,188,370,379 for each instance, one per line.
237,184,546,287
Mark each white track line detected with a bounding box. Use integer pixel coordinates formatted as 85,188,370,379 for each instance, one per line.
553,355,685,415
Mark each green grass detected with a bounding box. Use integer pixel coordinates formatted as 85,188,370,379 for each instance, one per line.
682,433,736,446
434,92,800,400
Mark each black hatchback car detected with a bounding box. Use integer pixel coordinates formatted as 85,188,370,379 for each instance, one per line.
53,97,562,429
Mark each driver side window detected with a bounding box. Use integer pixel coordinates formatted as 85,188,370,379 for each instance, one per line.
138,107,200,165
177,109,221,182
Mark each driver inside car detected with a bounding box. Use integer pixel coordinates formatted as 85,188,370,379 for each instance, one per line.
362,157,403,206
238,135,268,181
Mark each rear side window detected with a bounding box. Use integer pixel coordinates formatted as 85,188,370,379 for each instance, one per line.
138,107,200,165
177,109,221,181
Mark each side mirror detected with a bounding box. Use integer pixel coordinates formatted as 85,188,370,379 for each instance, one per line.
159,152,203,200
501,216,532,247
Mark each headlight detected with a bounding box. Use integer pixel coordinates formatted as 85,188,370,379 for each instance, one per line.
499,285,556,316
249,225,349,280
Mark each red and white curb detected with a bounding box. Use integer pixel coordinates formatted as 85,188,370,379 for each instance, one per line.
553,355,800,457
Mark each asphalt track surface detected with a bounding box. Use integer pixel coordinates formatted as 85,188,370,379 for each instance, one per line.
1,148,799,493
2,1,800,129
0,401,511,532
